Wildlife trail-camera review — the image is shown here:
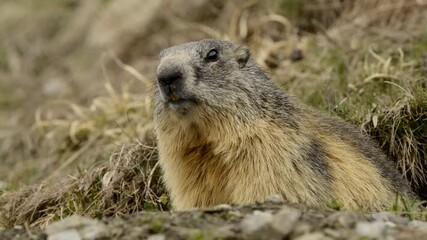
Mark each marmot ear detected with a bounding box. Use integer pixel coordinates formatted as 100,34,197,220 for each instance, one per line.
235,46,250,68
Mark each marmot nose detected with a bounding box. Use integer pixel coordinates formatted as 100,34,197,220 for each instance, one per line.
157,67,183,86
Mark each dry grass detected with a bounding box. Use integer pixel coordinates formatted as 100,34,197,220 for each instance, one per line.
1,143,165,228
364,91,427,199
0,0,426,227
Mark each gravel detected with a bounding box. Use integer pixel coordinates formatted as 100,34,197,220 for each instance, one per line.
1,202,426,240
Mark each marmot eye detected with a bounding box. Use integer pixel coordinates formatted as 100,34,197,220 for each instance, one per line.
206,49,219,62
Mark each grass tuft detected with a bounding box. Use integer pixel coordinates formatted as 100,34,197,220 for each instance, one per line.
0,143,166,228
390,193,427,221
364,90,427,199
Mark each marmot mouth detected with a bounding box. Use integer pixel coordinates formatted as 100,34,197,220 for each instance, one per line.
166,98,197,110
158,86,198,111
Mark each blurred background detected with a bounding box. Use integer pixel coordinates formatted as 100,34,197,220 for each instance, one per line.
0,0,426,227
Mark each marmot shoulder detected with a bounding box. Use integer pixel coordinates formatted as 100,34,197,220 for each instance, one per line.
153,39,413,211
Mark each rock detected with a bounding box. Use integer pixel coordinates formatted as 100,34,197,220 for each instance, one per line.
203,204,232,213
48,230,81,240
325,212,359,228
355,221,389,238
292,223,312,237
213,204,232,211
46,215,110,240
408,220,427,228
240,206,301,240
228,210,244,218
370,212,409,225
395,228,427,240
323,228,341,239
42,79,69,97
270,206,301,235
294,232,329,240
13,225,23,230
216,225,237,238
147,234,166,240
240,210,273,233
264,194,285,204
0,181,7,191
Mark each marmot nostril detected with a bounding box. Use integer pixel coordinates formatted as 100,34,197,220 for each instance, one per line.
158,68,183,86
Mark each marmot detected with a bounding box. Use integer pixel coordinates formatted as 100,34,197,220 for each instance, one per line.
153,39,413,211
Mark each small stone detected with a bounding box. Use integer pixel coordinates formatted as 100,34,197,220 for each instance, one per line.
371,212,409,225
292,223,312,236
46,215,109,240
0,181,7,190
270,206,301,236
46,215,98,233
241,207,302,240
217,225,238,239
48,230,82,240
42,79,68,97
323,228,341,238
204,204,232,213
355,221,388,238
409,220,427,228
213,204,232,211
294,232,328,240
228,210,244,218
147,233,166,240
326,212,359,228
240,210,273,233
81,225,109,240
264,194,284,204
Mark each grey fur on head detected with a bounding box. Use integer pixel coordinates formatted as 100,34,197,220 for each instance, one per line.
154,39,296,126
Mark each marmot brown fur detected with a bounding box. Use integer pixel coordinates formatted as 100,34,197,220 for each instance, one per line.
153,39,413,211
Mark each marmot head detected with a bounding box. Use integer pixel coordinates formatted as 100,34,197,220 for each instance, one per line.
154,39,271,125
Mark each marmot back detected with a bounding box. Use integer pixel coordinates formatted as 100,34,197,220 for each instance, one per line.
153,39,413,211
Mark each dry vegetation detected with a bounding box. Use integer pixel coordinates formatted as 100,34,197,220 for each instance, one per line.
0,0,426,228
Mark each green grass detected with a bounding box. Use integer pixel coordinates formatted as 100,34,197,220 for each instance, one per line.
390,193,427,221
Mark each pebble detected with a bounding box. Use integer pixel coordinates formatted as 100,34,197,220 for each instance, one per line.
13,225,23,230
46,215,110,240
240,210,273,233
326,212,359,228
294,232,329,240
216,225,238,239
240,206,303,240
0,181,7,190
270,206,301,235
292,223,312,236
264,194,285,204
204,204,232,213
42,79,68,97
213,204,232,211
48,230,81,240
147,234,166,240
323,228,341,238
371,212,409,225
408,220,427,228
355,221,388,238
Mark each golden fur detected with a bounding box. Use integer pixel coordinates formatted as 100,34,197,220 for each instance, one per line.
156,104,395,211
